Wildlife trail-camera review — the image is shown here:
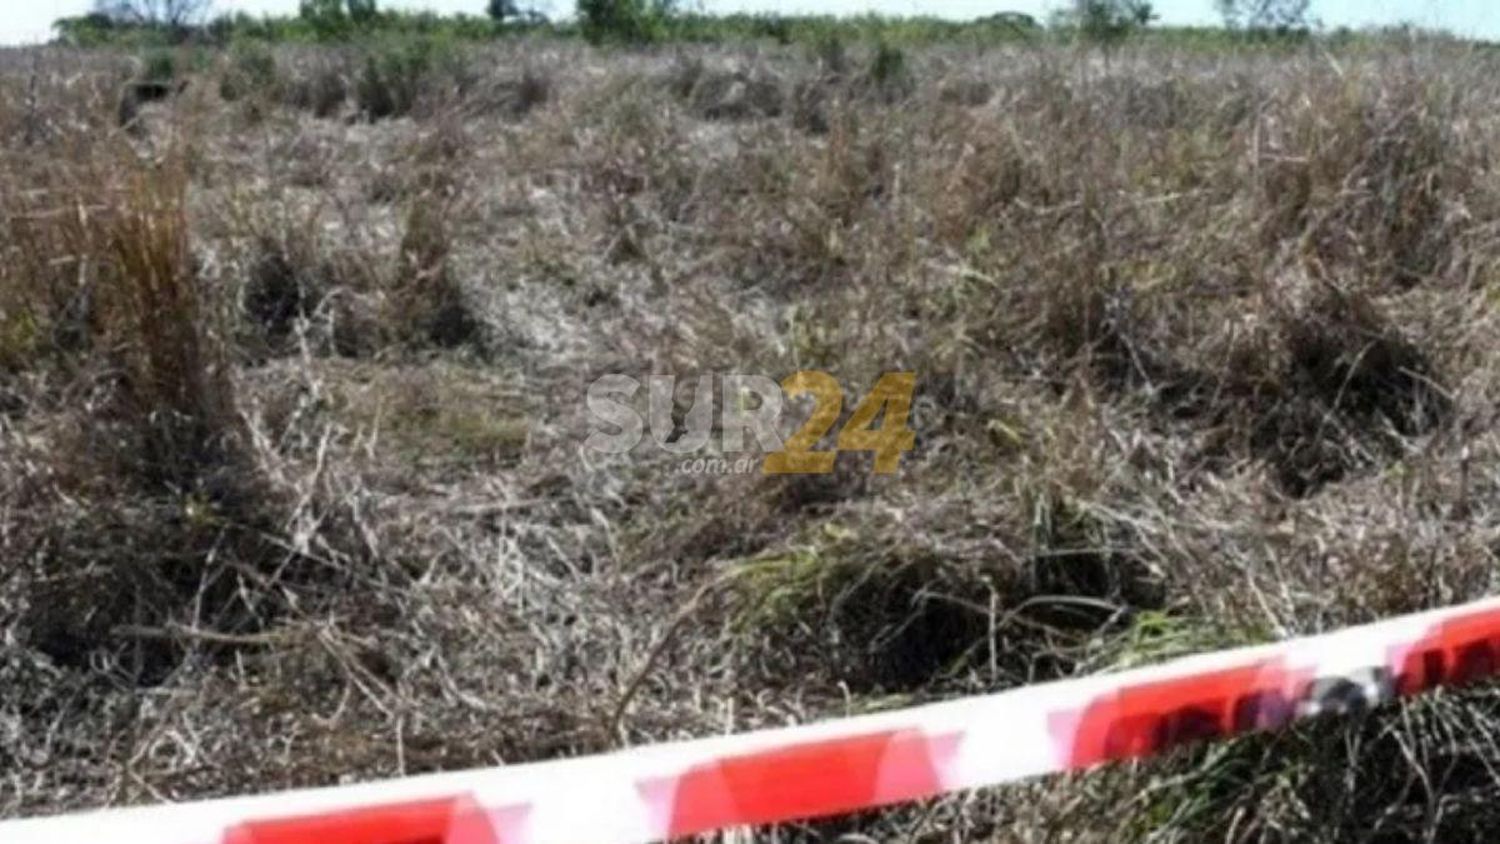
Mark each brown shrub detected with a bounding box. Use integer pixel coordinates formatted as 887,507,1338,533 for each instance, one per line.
1257,72,1461,287
687,69,784,121
393,196,484,350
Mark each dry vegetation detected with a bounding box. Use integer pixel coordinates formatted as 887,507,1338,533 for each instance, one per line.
4,32,1500,842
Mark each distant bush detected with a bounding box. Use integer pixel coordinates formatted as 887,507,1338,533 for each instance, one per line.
1216,0,1311,38
55,0,210,44
811,33,849,79
355,37,472,119
218,41,280,102
53,13,129,47
142,48,179,83
299,0,370,40
1062,0,1157,48
118,49,188,129
513,67,552,115
577,0,676,45
687,70,784,121
868,41,905,86
474,66,552,119
750,14,793,45
485,0,520,23
95,0,212,31
975,11,1040,32
284,59,348,116
356,39,427,118
864,42,913,102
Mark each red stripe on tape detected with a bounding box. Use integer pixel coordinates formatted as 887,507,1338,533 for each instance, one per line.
222,795,501,844
640,729,959,838
1392,605,1500,696
1053,659,1311,767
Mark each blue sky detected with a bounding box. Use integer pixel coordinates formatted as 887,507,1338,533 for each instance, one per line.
3,0,1492,45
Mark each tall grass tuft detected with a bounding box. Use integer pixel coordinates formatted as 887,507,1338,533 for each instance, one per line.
99,162,242,482
0,147,242,485
395,194,482,349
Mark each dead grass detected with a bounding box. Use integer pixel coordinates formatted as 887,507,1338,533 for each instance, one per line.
5,34,1500,842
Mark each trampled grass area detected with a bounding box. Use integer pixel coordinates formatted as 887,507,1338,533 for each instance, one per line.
5,29,1500,841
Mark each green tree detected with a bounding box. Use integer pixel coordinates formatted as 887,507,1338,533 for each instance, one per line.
1216,0,1311,36
576,0,675,45
299,0,343,33
346,0,378,25
92,0,212,29
1073,0,1156,46
298,0,376,39
487,0,518,21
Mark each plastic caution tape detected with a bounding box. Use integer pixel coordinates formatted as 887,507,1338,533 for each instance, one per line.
8,595,1500,844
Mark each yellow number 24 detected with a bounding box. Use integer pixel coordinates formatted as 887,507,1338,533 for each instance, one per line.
763,372,916,475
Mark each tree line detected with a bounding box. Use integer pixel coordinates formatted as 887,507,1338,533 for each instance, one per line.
60,0,1316,47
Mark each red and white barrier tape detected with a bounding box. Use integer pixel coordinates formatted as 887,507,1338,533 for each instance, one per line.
9,595,1500,844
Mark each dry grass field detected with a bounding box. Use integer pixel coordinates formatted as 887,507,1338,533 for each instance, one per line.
4,31,1500,841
